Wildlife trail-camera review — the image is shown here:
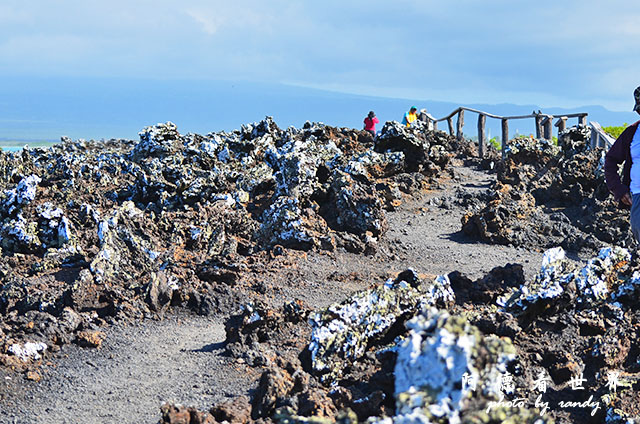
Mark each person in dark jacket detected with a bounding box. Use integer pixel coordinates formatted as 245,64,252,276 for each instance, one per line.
604,86,640,240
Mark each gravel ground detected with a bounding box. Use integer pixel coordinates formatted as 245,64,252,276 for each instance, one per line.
296,163,547,286
1,314,255,424
1,162,552,424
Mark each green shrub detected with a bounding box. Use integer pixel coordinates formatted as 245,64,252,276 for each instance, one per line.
603,124,628,139
488,136,501,150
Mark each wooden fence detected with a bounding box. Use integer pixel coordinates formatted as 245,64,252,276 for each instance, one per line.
426,107,589,158
589,121,615,150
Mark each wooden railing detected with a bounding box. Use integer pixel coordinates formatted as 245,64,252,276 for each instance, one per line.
589,121,615,150
426,107,588,158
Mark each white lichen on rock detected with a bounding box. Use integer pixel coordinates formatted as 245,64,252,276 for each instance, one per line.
498,247,568,310
388,308,516,423
1,214,40,250
309,271,454,384
613,270,640,300
501,246,631,312
343,150,405,180
8,341,48,362
4,174,41,210
573,246,630,304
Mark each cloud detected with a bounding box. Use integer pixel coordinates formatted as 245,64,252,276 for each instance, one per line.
184,9,220,35
0,1,638,110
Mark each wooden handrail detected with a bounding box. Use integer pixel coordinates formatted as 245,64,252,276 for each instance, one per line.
433,106,587,123
436,107,463,121
425,106,589,158
589,121,615,149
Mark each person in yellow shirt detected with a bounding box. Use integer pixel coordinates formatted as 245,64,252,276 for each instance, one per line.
402,106,418,127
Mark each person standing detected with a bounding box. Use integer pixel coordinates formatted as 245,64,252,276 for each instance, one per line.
402,106,418,128
364,111,379,138
604,86,640,241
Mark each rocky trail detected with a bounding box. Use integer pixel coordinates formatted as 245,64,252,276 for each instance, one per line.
0,162,547,424
2,315,237,423
0,119,638,423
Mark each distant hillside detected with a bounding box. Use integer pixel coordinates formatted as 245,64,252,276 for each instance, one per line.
0,76,637,143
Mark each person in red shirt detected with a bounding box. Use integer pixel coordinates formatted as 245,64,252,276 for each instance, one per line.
364,111,379,138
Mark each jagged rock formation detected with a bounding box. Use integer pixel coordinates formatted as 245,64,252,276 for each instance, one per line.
6,117,640,424
213,249,640,423
461,127,631,253
0,118,466,378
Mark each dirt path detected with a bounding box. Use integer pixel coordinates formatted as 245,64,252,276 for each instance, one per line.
1,163,548,424
295,163,545,288
1,315,255,424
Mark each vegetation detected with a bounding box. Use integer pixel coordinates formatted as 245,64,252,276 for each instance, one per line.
603,124,628,139
488,136,501,150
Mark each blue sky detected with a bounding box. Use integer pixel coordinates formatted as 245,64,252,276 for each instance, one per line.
1,1,639,112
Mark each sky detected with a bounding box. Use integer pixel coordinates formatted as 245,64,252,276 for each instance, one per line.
1,1,639,114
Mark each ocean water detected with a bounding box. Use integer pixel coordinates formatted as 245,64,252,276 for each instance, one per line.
1,76,636,145
0,141,57,152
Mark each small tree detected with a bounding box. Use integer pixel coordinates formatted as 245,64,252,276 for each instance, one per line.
603,124,628,139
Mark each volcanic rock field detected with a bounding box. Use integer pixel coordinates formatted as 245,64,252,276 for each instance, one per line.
0,118,639,423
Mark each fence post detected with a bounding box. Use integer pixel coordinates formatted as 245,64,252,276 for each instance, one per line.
478,114,486,158
590,122,600,149
456,109,465,141
555,116,567,134
447,117,454,136
501,118,509,159
579,114,587,126
543,116,553,140
535,114,543,139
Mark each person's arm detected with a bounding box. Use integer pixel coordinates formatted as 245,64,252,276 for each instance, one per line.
604,126,634,201
373,117,379,124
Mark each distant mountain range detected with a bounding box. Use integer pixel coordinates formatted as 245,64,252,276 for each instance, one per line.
1,76,637,143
